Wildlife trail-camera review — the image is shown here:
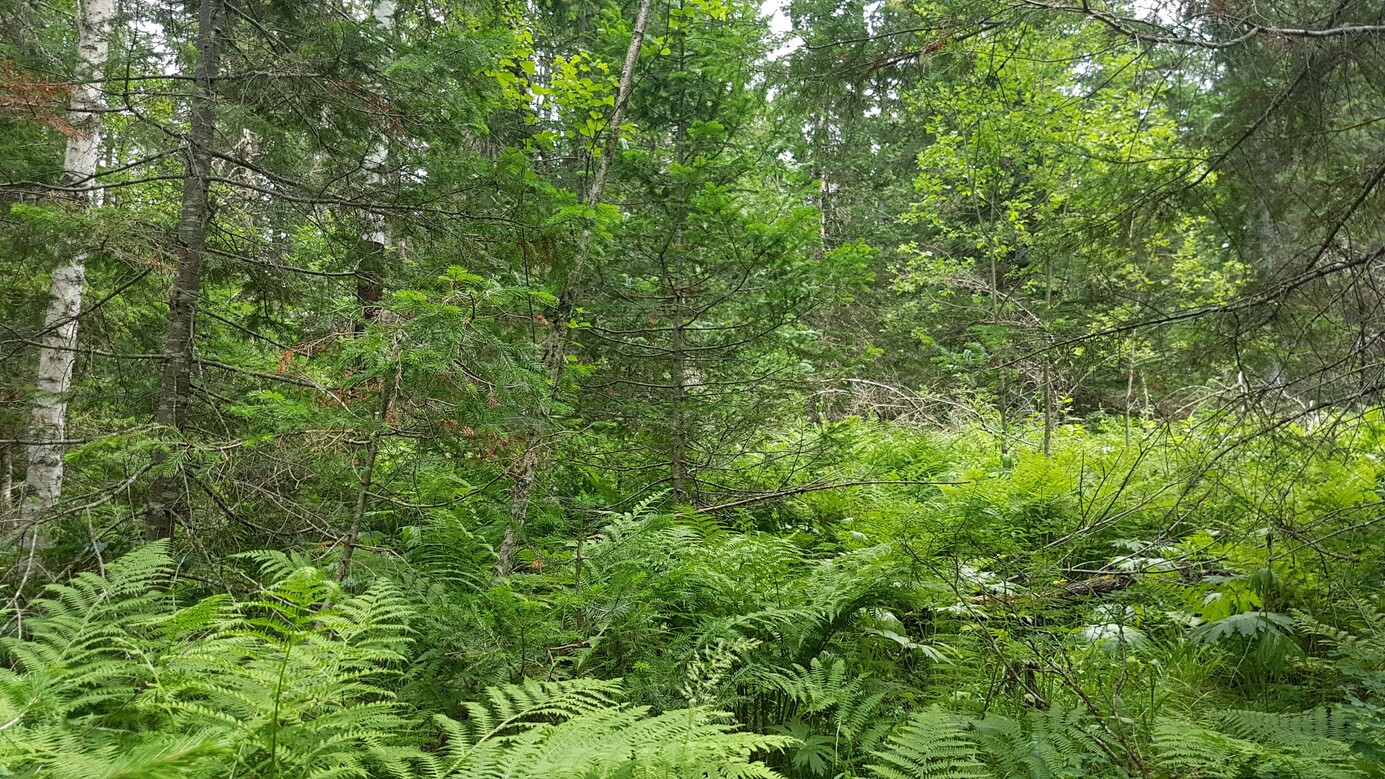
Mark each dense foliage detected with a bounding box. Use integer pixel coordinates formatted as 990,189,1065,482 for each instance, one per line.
2,0,1384,776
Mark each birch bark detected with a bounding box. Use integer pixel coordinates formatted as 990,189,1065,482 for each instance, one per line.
16,0,116,550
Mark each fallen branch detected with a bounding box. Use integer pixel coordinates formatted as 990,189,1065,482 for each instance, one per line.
696,479,964,513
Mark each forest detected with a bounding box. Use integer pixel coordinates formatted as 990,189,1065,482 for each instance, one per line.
1,0,1384,776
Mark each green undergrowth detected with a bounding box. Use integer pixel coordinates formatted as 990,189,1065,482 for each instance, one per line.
4,414,1385,777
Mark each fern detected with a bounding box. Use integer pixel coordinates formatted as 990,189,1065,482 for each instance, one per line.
236,547,330,583
866,706,1111,779
0,544,431,778
152,563,423,778
868,707,991,779
972,706,1107,779
1153,718,1262,779
1153,710,1363,779
748,657,893,777
5,731,229,779
0,542,227,777
1294,600,1385,678
405,508,495,591
1215,707,1350,745
684,636,761,707
0,542,172,719
431,678,792,779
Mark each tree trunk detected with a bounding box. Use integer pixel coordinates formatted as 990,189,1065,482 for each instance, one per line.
1,448,12,520
335,0,400,581
22,264,84,527
497,0,653,575
15,0,116,563
669,33,689,503
1042,361,1053,457
992,253,1008,458
354,0,396,335
145,0,224,542
1125,342,1135,445
671,297,688,501
1042,256,1054,457
337,434,380,582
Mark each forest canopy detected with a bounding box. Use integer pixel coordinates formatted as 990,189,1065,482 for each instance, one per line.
2,0,1384,776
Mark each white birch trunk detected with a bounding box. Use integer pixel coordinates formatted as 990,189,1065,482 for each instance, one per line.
63,0,114,199
19,0,116,539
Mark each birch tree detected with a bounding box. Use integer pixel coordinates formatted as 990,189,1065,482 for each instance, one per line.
15,0,116,559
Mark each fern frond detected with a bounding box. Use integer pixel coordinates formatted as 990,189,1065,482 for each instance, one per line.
1155,712,1363,779
1154,717,1259,779
436,681,788,779
1216,707,1348,744
0,541,175,725
868,707,990,779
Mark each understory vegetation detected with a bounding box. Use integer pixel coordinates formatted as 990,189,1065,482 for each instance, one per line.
3,0,1385,776
4,419,1385,777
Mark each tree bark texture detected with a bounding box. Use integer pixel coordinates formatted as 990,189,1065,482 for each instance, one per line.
16,0,116,554
1,448,12,519
145,0,224,542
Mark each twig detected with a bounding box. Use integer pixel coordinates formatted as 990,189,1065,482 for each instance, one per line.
696,480,964,512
